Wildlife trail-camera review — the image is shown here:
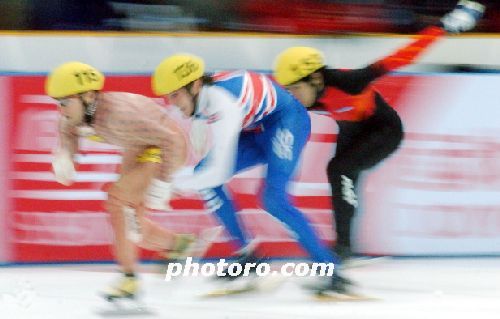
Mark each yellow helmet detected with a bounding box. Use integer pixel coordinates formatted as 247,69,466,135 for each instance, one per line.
46,62,104,98
152,54,205,96
273,47,325,86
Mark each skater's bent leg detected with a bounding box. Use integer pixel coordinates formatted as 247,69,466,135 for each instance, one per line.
261,182,339,264
327,157,360,250
106,193,140,274
136,205,176,251
260,113,339,264
106,158,161,273
200,186,248,249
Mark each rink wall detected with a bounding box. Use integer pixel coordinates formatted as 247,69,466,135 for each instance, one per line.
1,32,500,264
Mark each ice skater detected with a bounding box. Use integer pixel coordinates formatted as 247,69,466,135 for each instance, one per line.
273,0,484,262
46,61,195,301
151,54,349,295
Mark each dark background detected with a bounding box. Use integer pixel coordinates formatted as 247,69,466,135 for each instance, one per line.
1,0,498,33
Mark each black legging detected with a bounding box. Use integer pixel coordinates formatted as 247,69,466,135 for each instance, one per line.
327,95,404,249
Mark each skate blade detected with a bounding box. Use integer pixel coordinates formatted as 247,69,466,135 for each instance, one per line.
252,275,286,292
201,279,258,298
95,306,154,317
97,296,153,316
201,285,257,298
201,276,285,298
100,289,137,301
340,256,391,269
314,292,379,302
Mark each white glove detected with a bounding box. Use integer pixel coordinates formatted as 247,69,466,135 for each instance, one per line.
52,149,76,186
146,178,172,211
441,0,485,33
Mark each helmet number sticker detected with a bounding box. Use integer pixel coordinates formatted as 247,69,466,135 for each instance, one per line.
73,70,100,86
174,61,200,80
292,54,323,77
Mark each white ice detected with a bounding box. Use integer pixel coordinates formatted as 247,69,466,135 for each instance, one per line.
1,258,499,319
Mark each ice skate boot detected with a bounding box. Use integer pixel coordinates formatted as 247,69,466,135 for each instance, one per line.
334,244,353,262
214,239,267,281
163,226,223,260
159,227,223,275
165,233,197,260
308,272,375,301
157,233,196,275
101,274,139,302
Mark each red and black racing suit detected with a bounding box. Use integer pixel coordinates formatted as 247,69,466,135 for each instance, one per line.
309,26,445,255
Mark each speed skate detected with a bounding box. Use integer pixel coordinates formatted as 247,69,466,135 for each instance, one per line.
340,256,391,269
313,291,379,302
201,275,287,298
202,282,258,298
96,297,153,317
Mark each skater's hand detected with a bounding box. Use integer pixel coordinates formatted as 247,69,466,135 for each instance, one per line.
170,181,200,198
441,0,485,33
146,178,172,211
52,148,75,186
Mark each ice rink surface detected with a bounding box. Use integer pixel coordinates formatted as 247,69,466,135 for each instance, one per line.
1,258,499,319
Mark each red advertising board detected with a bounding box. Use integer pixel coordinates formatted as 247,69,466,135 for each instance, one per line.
9,76,338,262
6,73,500,263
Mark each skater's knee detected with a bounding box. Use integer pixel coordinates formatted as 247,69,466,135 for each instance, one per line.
107,183,141,208
105,194,122,216
107,207,125,233
261,187,287,213
327,159,341,179
105,194,143,228
327,157,350,176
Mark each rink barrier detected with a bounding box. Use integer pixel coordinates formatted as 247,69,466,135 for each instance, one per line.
2,62,500,262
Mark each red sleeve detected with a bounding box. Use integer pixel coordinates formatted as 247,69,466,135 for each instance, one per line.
374,26,446,72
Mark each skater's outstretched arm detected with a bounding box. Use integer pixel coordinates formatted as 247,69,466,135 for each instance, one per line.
174,87,244,192
322,26,444,95
324,1,485,94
